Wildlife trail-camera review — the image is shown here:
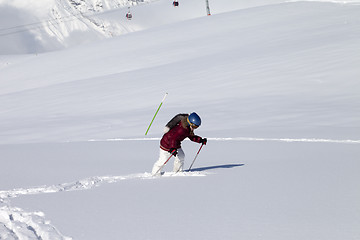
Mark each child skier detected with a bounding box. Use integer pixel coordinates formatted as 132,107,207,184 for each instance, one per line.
151,112,207,175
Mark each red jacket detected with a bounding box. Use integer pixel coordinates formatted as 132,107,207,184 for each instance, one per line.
160,120,202,151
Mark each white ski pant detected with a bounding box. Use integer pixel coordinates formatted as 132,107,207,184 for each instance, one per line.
152,148,185,175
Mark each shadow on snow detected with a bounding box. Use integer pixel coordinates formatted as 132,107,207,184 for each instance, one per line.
187,163,244,172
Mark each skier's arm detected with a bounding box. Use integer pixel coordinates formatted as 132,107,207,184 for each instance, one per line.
188,135,203,144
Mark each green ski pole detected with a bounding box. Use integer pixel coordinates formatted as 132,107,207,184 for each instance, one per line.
145,93,168,135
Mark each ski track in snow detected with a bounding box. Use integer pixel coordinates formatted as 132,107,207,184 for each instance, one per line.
1,140,357,240
87,137,360,144
0,171,206,239
0,172,207,200
0,138,357,240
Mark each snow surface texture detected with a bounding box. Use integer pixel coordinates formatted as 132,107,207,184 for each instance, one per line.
1,0,360,239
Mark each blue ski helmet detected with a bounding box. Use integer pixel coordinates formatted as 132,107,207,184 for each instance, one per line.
187,112,201,128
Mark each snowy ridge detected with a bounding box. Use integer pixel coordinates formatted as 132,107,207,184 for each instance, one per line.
87,137,360,144
209,137,360,144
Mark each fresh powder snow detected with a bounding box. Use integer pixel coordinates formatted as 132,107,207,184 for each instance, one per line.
1,0,360,239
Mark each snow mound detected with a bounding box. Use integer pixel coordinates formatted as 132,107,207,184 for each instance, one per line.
0,201,71,240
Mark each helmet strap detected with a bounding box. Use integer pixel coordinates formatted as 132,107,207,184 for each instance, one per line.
186,117,192,126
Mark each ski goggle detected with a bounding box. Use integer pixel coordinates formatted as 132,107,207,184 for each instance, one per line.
187,118,199,129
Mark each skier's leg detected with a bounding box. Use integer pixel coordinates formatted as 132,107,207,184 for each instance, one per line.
173,148,185,172
152,149,171,175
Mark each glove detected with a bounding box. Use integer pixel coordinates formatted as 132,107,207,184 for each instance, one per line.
201,138,207,145
169,148,178,156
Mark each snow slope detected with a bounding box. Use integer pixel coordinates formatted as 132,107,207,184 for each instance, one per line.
0,0,148,54
0,0,290,54
1,0,360,239
4,0,357,54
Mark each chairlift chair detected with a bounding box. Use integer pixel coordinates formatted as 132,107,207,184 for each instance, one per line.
126,7,132,20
